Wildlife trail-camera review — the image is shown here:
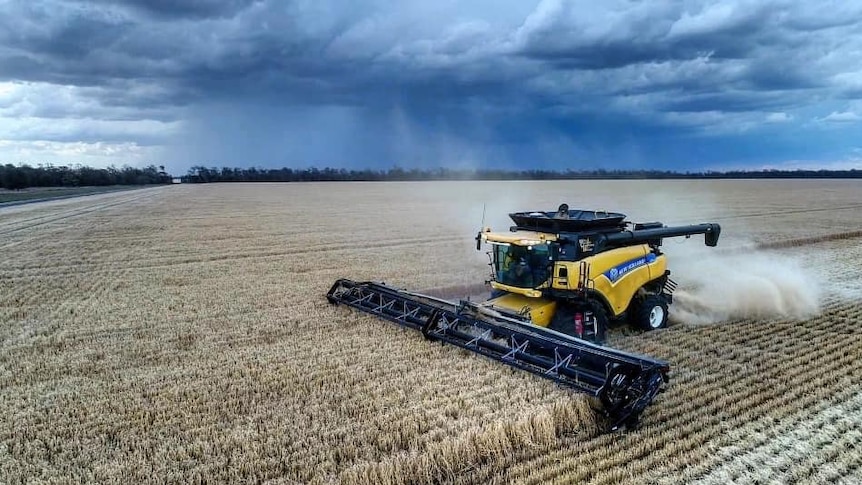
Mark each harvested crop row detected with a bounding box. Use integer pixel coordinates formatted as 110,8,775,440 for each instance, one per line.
460,296,862,483
2,180,861,484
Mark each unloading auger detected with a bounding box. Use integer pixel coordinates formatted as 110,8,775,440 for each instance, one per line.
326,205,721,430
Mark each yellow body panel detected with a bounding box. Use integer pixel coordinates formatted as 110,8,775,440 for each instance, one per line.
483,228,668,319
483,293,557,327
551,244,667,316
482,231,557,245
489,281,544,298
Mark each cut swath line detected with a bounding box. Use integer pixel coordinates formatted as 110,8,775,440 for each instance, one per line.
710,204,862,221
755,229,862,250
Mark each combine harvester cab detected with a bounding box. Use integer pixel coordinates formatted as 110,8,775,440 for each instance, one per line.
327,205,720,430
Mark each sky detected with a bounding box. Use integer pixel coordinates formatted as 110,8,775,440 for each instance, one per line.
2,0,862,174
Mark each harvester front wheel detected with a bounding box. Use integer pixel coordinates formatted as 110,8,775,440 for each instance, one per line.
548,300,608,343
589,300,609,343
635,295,669,331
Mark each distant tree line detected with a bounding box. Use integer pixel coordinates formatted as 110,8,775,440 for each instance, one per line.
3,163,861,190
0,164,172,190
182,165,862,183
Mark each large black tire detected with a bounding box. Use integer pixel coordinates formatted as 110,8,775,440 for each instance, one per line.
548,303,575,335
633,294,669,331
548,300,608,343
590,300,609,343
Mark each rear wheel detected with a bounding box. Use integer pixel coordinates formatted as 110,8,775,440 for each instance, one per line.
634,295,669,331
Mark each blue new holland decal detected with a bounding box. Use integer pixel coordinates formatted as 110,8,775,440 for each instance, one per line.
605,253,657,283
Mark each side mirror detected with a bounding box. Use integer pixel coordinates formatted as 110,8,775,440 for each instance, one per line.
475,231,482,251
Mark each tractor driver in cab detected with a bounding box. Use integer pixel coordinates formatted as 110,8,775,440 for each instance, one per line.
506,257,533,288
501,246,525,272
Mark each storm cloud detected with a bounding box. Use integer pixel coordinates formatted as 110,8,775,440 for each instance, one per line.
1,0,862,171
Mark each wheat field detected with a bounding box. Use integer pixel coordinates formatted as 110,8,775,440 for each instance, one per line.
2,180,861,484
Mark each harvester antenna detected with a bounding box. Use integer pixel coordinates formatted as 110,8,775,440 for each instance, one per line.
475,203,487,250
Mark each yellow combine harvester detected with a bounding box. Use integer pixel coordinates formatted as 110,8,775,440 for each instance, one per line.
327,205,720,430
478,204,720,342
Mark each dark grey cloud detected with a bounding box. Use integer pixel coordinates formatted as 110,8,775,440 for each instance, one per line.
1,0,862,170
90,0,258,19
659,92,791,113
0,2,130,60
513,1,773,68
